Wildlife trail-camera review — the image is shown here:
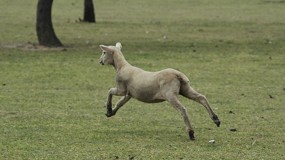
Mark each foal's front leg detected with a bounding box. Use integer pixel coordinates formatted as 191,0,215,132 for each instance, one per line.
112,95,131,116
105,87,126,117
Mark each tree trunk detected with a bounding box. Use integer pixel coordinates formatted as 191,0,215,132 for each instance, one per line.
36,0,63,47
83,0,96,23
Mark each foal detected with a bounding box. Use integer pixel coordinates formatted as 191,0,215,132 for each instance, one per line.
99,42,220,140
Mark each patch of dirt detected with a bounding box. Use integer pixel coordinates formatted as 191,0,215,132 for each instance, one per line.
262,0,285,4
1,42,67,51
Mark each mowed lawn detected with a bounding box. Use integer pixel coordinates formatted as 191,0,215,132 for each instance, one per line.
1,0,285,159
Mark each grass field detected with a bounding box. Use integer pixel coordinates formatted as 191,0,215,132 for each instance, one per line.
1,0,285,159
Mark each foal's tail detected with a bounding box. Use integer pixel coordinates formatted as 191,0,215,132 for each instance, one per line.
164,68,190,84
177,73,190,84
173,70,190,84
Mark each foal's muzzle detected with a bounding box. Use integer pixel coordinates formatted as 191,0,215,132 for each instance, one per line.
99,60,104,65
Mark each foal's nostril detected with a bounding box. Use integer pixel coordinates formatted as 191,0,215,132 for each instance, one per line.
99,61,104,65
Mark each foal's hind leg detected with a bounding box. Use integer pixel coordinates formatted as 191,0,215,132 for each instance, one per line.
180,84,221,127
165,93,195,140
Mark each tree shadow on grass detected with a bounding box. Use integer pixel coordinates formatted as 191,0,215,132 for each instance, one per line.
1,42,67,51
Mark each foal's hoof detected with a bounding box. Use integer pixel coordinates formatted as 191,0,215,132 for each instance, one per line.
215,120,221,127
212,115,221,127
105,108,114,117
105,113,113,117
189,130,195,140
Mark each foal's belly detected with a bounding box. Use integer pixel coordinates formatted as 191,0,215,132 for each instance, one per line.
127,85,165,103
135,95,165,103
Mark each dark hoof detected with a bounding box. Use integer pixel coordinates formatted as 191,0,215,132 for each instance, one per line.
189,130,195,140
105,108,113,117
212,115,221,127
215,120,221,127
105,113,113,117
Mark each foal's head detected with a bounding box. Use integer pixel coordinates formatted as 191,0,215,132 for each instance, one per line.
99,42,122,65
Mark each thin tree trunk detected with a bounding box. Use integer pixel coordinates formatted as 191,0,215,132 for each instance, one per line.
83,0,96,23
36,0,63,47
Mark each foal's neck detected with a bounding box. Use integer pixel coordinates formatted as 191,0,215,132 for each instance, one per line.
113,51,129,72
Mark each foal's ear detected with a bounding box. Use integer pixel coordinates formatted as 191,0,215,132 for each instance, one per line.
99,45,113,52
115,42,122,50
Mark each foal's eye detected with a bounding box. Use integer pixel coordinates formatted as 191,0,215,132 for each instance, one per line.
103,51,106,55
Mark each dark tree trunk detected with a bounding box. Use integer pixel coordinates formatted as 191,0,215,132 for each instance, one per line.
36,0,63,47
83,0,96,23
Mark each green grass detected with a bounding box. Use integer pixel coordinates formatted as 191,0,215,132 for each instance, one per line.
1,0,285,159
